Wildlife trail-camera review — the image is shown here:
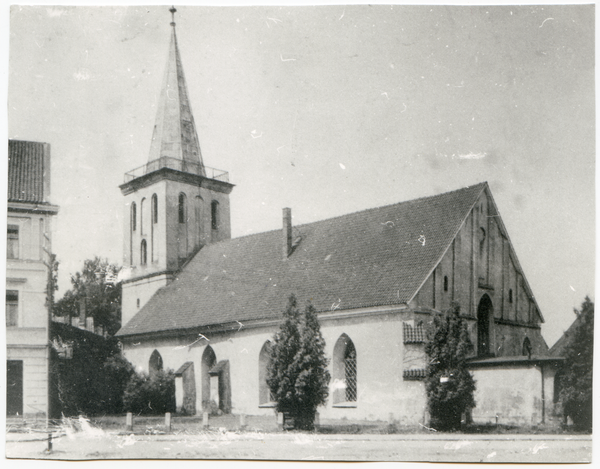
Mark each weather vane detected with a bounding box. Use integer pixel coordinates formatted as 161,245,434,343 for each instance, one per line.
170,6,177,26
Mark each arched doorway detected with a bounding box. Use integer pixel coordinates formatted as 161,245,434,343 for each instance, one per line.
201,346,216,412
477,295,493,357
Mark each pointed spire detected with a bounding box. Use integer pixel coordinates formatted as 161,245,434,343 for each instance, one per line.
147,6,205,175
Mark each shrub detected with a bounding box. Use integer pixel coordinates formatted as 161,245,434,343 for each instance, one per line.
123,369,176,415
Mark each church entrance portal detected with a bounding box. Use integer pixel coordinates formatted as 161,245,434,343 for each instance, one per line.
201,346,231,414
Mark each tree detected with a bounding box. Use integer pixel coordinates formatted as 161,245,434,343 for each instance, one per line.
425,302,476,431
267,295,331,430
53,257,122,336
558,297,594,432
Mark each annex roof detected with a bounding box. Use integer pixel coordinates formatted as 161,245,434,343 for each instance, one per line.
117,182,488,337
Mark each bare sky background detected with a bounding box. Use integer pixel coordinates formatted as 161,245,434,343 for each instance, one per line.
6,3,595,347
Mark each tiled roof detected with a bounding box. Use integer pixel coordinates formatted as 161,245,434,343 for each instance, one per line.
403,369,427,380
8,140,50,204
117,183,487,337
403,322,426,344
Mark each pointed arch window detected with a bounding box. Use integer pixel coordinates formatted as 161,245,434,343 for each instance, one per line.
444,275,449,292
131,202,137,232
152,194,158,224
149,349,163,376
179,193,187,224
140,240,147,265
333,334,357,405
211,200,219,230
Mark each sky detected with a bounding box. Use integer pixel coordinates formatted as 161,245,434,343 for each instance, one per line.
5,3,595,347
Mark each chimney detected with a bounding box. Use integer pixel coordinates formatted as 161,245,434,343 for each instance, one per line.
282,207,292,258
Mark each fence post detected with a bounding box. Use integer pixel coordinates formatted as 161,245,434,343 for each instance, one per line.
165,412,171,432
126,412,133,432
314,411,320,428
202,412,209,429
46,433,52,452
277,412,284,431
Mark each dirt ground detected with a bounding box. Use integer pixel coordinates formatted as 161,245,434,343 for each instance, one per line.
5,421,592,463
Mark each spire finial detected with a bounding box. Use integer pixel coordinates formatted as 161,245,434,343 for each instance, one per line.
170,6,177,27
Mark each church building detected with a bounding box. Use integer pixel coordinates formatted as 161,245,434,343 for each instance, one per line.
116,10,561,426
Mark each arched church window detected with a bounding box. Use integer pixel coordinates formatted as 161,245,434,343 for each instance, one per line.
131,202,137,231
149,349,163,376
141,240,147,265
211,200,219,230
152,194,158,224
258,341,275,406
201,345,217,412
509,289,513,303
444,276,449,292
333,334,357,405
179,193,187,224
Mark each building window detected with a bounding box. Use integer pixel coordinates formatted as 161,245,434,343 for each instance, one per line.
333,334,357,405
152,194,158,224
509,289,513,303
131,202,137,231
140,240,147,265
6,290,18,327
211,200,219,230
179,193,187,224
443,275,449,292
7,225,19,259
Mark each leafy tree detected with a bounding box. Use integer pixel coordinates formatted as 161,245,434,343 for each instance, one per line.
267,295,331,430
54,257,122,336
425,302,476,431
558,297,594,432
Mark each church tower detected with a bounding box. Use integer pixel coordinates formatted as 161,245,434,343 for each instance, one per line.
120,7,234,327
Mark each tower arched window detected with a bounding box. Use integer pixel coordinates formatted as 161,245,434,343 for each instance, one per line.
131,202,137,231
179,193,187,224
211,200,219,230
444,275,449,292
152,194,158,224
140,240,147,265
333,334,357,405
509,289,513,303
479,227,486,258
140,198,146,235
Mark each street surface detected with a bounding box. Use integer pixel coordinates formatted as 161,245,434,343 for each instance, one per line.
5,430,592,463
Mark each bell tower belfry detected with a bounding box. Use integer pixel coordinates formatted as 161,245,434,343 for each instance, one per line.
120,7,234,327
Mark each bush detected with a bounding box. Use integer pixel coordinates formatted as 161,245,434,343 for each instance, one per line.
123,369,176,415
425,303,476,431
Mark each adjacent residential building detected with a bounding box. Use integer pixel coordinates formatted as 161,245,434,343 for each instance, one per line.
116,10,562,426
6,140,59,419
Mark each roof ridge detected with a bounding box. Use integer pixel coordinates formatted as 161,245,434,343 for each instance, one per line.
228,181,488,243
